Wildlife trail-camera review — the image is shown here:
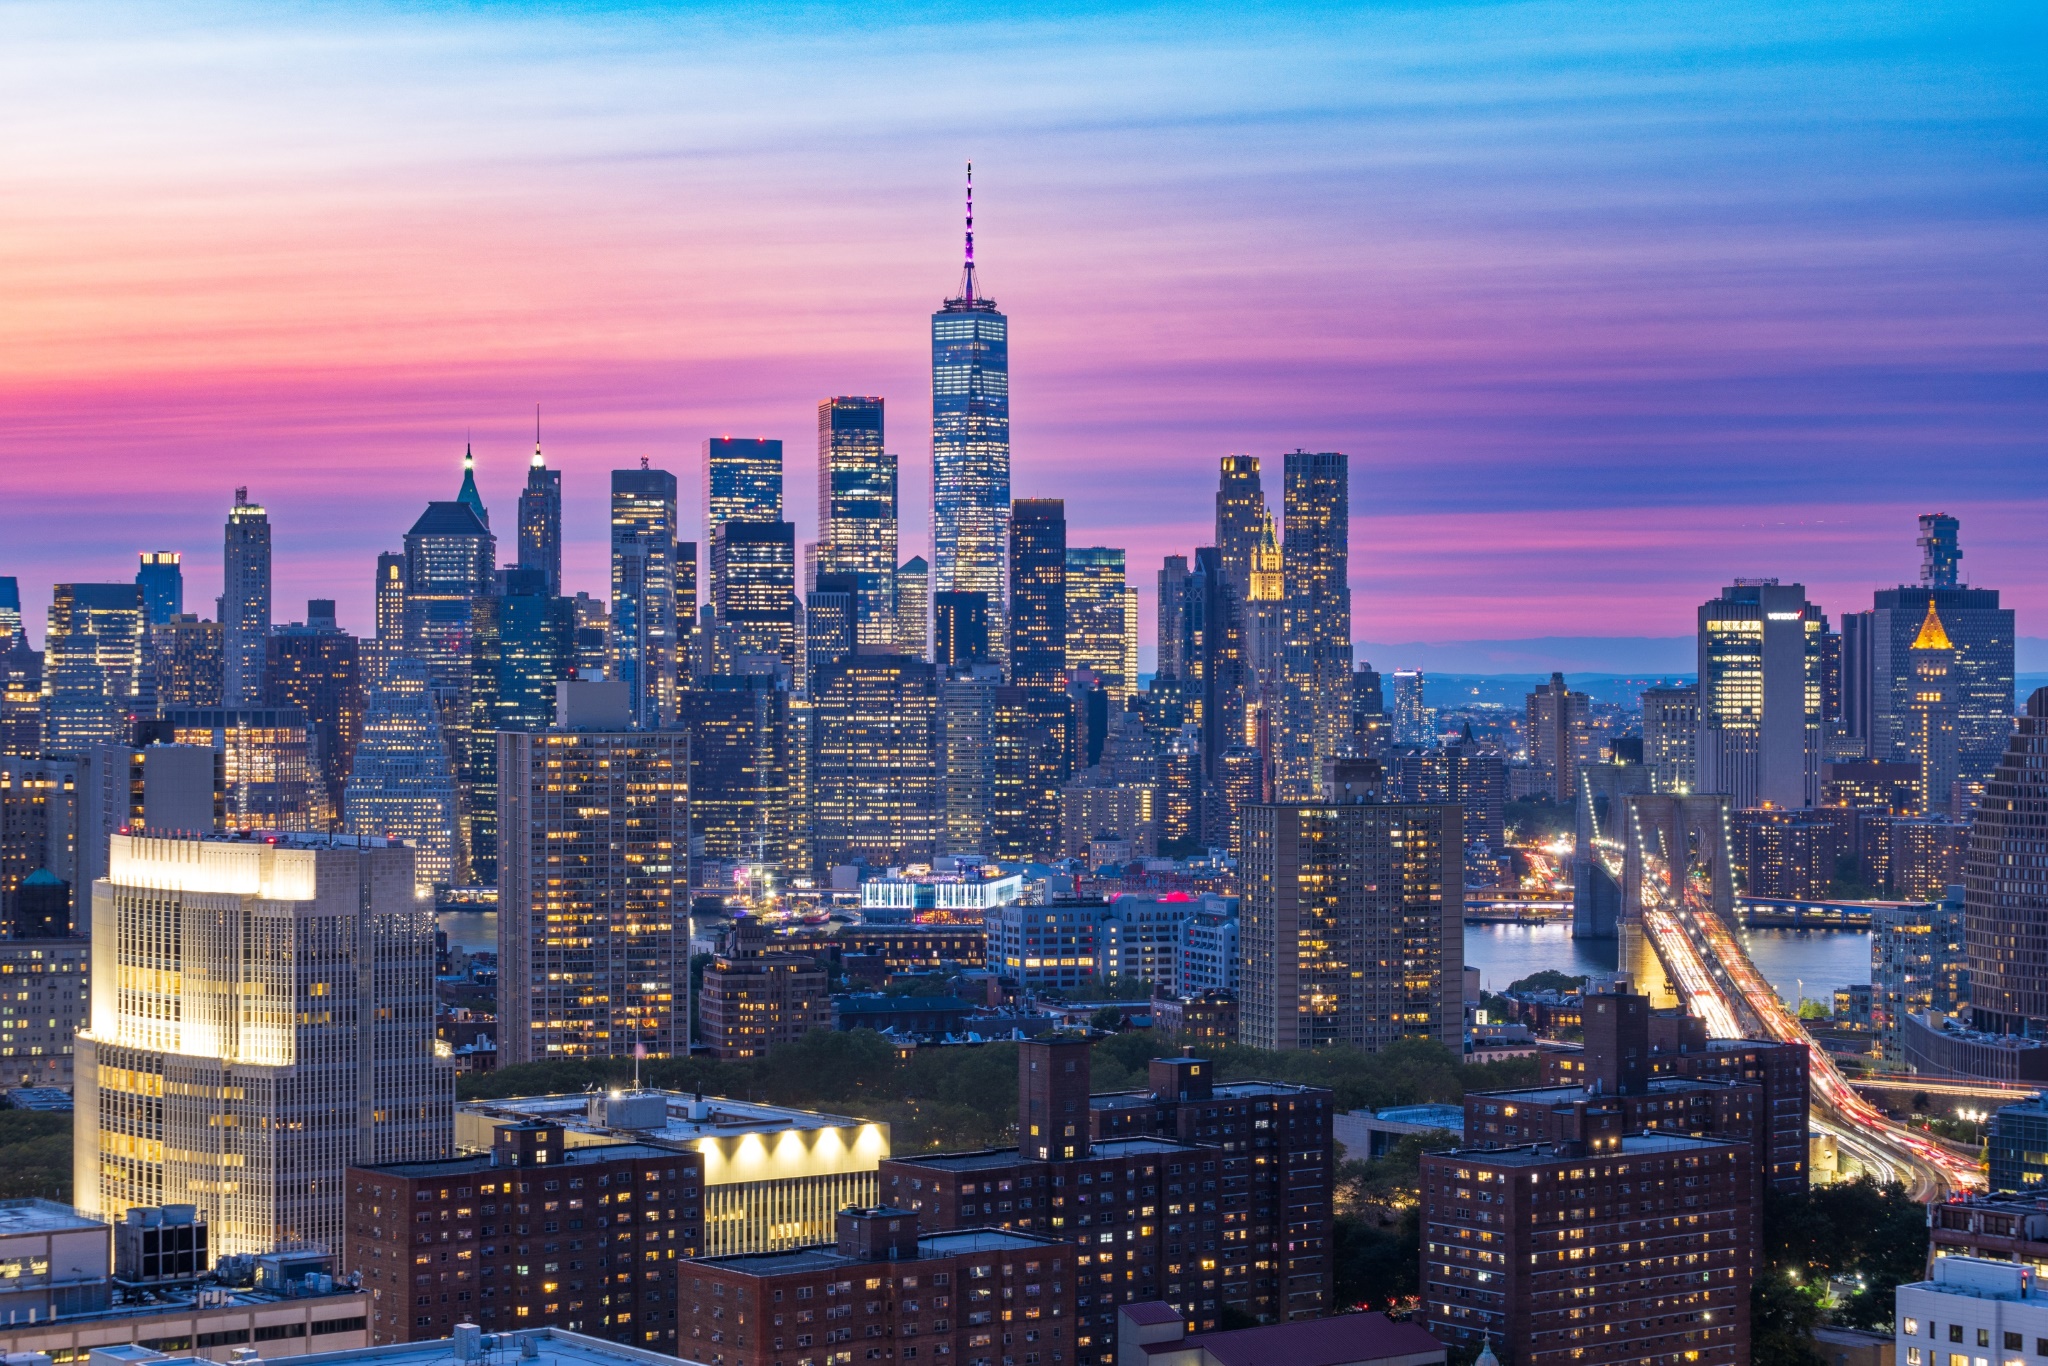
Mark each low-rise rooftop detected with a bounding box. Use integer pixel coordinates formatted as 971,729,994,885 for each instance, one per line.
0,1198,106,1236
363,1140,679,1180
1432,1132,1742,1166
693,1226,1061,1276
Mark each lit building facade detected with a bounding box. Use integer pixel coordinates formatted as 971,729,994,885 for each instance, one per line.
498,719,688,1062
222,490,272,707
344,658,461,894
1963,688,2048,1037
75,832,452,1257
1008,500,1066,690
164,707,317,833
518,436,563,596
1904,601,1961,815
1642,683,1699,793
609,467,680,727
1275,452,1352,800
817,397,898,646
810,654,938,871
42,583,145,755
1696,580,1823,810
676,676,791,866
265,608,363,829
1524,672,1592,804
896,555,930,660
712,520,797,674
149,614,224,712
135,552,183,627
1064,548,1136,700
932,166,1011,664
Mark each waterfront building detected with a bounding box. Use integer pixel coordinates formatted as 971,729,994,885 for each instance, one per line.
932,164,1011,662
75,832,452,1257
222,490,272,707
1696,580,1824,809
517,432,563,595
344,657,461,894
1240,798,1461,1052
817,397,898,645
1009,501,1066,690
610,467,680,727
1872,890,1967,1065
1274,452,1351,798
498,684,688,1062
1963,687,2048,1037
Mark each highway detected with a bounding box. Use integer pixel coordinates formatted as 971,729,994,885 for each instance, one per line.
1601,838,1983,1200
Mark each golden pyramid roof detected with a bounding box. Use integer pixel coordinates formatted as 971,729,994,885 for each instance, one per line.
1911,599,1954,651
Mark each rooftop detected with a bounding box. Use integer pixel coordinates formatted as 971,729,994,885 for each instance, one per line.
209,1326,705,1366
888,1135,1198,1172
1473,1077,1744,1105
0,1198,104,1236
1906,1255,2048,1303
1164,1311,1446,1366
694,1226,1061,1276
1090,1079,1326,1110
461,1091,873,1143
1431,1132,1742,1166
363,1141,679,1180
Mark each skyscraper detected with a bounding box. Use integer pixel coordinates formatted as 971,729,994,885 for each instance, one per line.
803,573,858,693
932,164,1011,658
932,591,990,672
1905,602,1960,816
1696,579,1822,810
1240,796,1462,1052
344,657,460,893
1525,671,1593,804
0,579,20,649
1214,454,1266,601
516,427,562,595
135,552,183,626
1643,683,1700,793
610,465,679,726
221,489,271,707
42,583,146,754
1064,546,1137,699
1963,687,2048,1037
367,550,406,693
896,555,930,660
811,653,938,870
712,518,798,674
456,443,489,527
148,613,223,711
676,676,790,867
704,436,784,608
265,602,363,828
1155,555,1189,683
816,397,898,645
164,706,317,833
498,685,688,1062
75,831,451,1256
1275,451,1352,799
1007,499,1066,689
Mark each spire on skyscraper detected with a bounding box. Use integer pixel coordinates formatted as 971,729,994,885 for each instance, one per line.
532,405,545,469
952,161,991,307
458,442,490,527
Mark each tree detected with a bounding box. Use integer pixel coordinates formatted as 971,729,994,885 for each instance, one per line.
1751,1268,1827,1366
1504,970,1587,995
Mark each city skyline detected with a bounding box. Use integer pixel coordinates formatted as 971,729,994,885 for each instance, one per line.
4,1,2043,662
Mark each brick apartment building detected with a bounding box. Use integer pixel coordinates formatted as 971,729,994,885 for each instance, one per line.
700,921,833,1059
343,1121,703,1349
682,1206,1077,1366
1420,1131,1754,1365
878,1036,1334,1366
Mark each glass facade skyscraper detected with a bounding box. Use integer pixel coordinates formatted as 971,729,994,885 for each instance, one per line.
517,435,562,596
1007,499,1066,689
1276,451,1352,799
222,489,271,707
932,165,1011,660
610,466,680,727
816,397,897,645
135,552,183,626
345,656,460,894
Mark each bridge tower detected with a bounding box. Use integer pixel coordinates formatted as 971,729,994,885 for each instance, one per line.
1619,792,1735,1007
1574,761,1651,939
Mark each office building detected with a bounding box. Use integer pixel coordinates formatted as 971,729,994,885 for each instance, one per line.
1904,601,1961,815
456,1090,891,1260
76,832,452,1257
367,552,407,694
43,583,146,754
1213,456,1267,604
498,689,688,1062
1009,501,1067,689
986,899,1104,992
880,1038,1337,1348
817,398,898,645
136,552,184,626
1524,673,1592,804
149,614,224,711
610,467,681,727
676,540,698,660
518,433,564,596
1963,688,2048,1036
222,490,272,707
1240,798,1461,1052
810,654,938,872
345,1121,702,1347
1872,890,1967,1065
897,555,931,660
712,519,798,675
1695,580,1823,809
266,605,363,828
676,677,790,866
988,686,1073,861
163,706,317,833
1642,683,1699,794
698,921,830,1060
1419,1132,1753,1365
0,918,89,1088
1175,549,1246,784
706,436,784,542
0,578,20,649
2,631,45,757
1985,1094,2048,1192
1,756,78,929
932,165,1012,663
684,1207,1076,1366
1391,670,1429,747
803,573,858,695
1274,453,1351,799
345,658,461,894
1350,664,1387,766
937,670,1001,855
488,573,577,734
934,592,990,671
1895,1258,2048,1366
1849,515,2016,795
1156,556,1189,685
1064,548,1135,699
403,480,496,862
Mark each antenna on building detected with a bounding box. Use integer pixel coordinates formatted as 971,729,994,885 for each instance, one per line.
532,405,545,469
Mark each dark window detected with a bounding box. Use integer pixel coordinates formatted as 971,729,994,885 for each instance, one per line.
255,1324,309,1342
314,1318,369,1336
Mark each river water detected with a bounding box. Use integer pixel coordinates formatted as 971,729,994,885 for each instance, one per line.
1463,921,1872,1011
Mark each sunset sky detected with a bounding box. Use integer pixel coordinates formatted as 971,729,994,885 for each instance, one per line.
4,0,2044,672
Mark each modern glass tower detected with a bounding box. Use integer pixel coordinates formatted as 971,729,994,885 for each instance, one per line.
135,552,184,626
932,164,1011,659
816,397,898,645
222,489,271,707
345,656,461,894
610,465,680,728
517,425,562,595
1275,451,1353,799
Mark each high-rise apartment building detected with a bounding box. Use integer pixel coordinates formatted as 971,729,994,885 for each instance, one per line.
1008,500,1066,689
1275,452,1352,799
1,756,78,931
698,921,830,1060
221,489,272,707
932,165,1011,663
345,657,461,894
265,603,362,828
147,614,222,711
817,397,898,645
1642,683,1699,793
1525,672,1593,804
1156,555,1189,685
1696,580,1822,809
811,654,938,871
1962,688,2048,1037
1214,455,1266,603
1240,797,1462,1051
610,466,680,727
1847,516,2015,799
516,433,563,596
367,551,406,694
896,555,930,660
712,519,798,674
1064,547,1136,699
135,553,183,627
1181,548,1246,781
42,584,145,754
498,685,688,1062
75,831,452,1257
1351,664,1387,765
1391,669,1430,746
